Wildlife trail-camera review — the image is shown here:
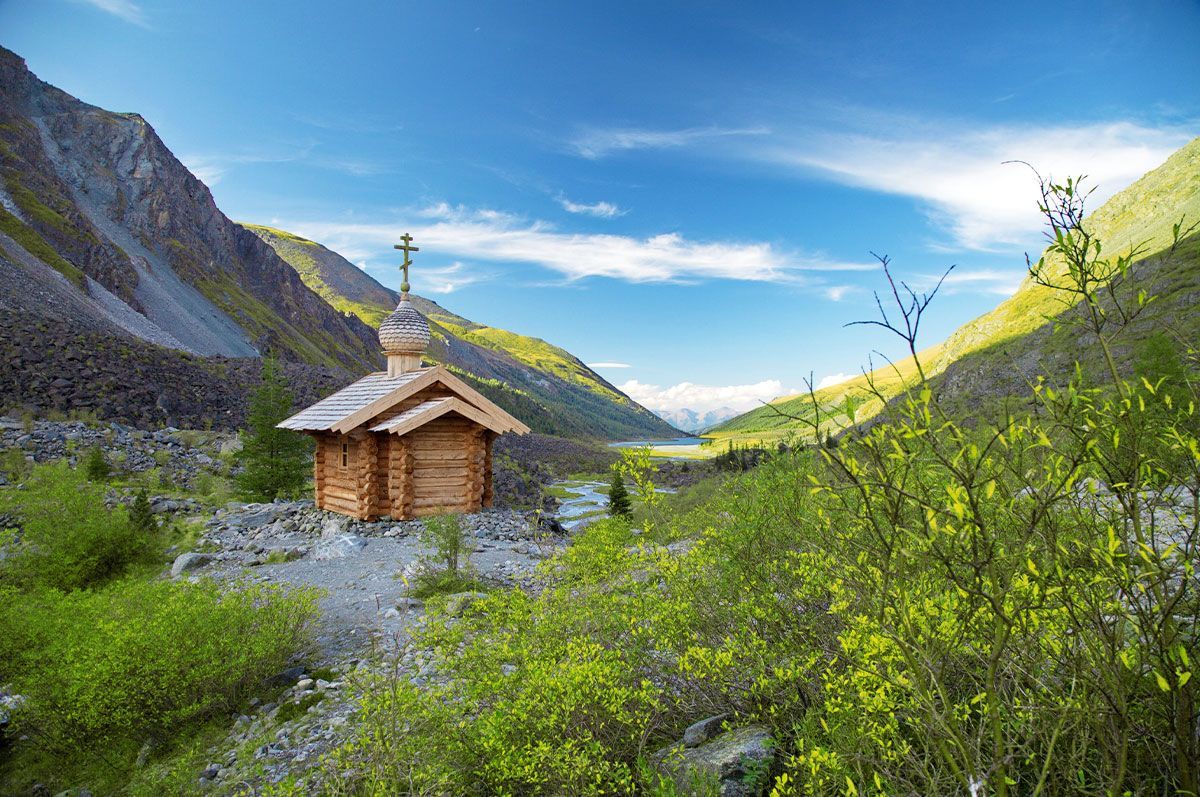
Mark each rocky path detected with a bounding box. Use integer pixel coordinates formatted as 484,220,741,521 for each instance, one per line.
163,501,566,792
178,500,562,661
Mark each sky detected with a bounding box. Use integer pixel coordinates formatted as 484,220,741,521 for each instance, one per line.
3,0,1199,417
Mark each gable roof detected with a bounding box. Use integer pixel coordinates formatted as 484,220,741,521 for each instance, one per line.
277,365,530,435
368,396,514,436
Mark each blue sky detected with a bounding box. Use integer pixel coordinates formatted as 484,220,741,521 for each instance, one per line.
3,0,1199,416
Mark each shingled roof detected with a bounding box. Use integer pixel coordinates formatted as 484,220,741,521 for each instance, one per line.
278,364,530,435
369,396,516,436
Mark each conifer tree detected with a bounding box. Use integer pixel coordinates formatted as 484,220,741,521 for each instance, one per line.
82,445,111,481
235,354,311,500
607,469,632,518
128,488,158,536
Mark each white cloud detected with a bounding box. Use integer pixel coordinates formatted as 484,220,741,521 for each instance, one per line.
588,362,631,369
179,145,384,187
935,268,1025,296
287,203,874,285
558,197,625,218
816,372,853,390
824,285,853,301
619,378,788,415
419,261,480,294
179,150,307,187
571,125,770,159
757,120,1194,250
72,0,148,26
179,157,226,186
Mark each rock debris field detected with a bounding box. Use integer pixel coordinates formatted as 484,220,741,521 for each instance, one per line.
168,503,568,792
186,500,562,660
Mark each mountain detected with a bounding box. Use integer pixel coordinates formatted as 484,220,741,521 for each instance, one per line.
0,46,382,372
652,406,739,433
0,47,676,440
244,224,679,440
710,135,1200,443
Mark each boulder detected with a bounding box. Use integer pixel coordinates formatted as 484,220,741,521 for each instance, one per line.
444,591,488,618
170,552,214,578
654,725,774,797
683,713,730,747
312,534,366,560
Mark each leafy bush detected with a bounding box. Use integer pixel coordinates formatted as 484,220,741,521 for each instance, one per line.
317,176,1200,795
0,461,159,590
0,447,29,481
0,578,319,754
419,512,469,576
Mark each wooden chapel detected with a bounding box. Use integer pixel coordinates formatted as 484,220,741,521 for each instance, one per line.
278,235,529,520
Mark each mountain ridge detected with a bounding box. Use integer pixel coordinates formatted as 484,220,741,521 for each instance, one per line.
0,46,676,440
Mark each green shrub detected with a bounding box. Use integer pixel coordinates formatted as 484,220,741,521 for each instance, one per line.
0,577,319,754
0,461,158,590
406,568,483,600
0,447,29,481
419,512,469,575
82,444,111,480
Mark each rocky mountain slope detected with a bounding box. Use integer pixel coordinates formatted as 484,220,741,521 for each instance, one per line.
246,224,678,440
711,135,1200,442
0,46,381,372
0,47,675,440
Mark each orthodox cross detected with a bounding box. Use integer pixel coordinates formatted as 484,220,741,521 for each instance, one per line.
393,233,420,293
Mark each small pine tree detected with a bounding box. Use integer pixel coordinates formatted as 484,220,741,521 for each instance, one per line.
235,354,311,501
82,445,111,481
128,489,158,536
608,470,632,518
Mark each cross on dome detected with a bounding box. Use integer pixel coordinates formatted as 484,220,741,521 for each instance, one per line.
393,233,419,294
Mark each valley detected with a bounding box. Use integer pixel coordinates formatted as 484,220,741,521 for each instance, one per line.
1,7,1199,796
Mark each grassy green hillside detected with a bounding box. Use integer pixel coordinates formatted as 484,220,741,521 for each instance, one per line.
240,224,397,327
710,135,1200,445
244,223,678,441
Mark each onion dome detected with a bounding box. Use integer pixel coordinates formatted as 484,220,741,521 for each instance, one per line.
378,294,430,355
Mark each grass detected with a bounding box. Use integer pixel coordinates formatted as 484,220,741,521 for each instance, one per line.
405,569,488,601
0,205,87,288
242,223,395,327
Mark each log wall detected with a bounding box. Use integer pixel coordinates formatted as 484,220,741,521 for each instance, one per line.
312,411,499,521
408,414,483,517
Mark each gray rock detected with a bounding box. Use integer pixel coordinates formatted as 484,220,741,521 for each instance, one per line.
655,725,774,797
444,591,488,618
170,552,214,578
266,666,306,689
683,713,730,747
312,534,367,560
321,516,348,539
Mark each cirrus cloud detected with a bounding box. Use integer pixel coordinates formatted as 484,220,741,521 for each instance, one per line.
285,203,875,286
558,196,626,218
754,119,1195,251
570,125,770,159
